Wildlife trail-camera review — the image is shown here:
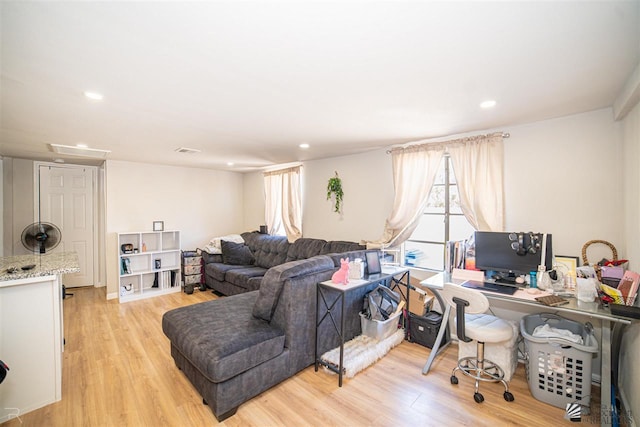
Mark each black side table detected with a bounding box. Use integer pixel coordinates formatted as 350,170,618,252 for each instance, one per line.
315,267,410,386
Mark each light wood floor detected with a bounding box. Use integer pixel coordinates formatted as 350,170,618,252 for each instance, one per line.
2,286,604,426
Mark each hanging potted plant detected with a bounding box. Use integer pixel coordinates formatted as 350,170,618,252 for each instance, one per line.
326,171,344,213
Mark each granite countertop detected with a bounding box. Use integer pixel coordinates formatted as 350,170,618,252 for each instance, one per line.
0,252,80,282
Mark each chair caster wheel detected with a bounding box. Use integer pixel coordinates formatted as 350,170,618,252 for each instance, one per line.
450,375,458,385
474,392,484,403
504,391,514,402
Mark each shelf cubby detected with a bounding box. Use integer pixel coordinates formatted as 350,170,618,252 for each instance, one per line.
117,230,182,303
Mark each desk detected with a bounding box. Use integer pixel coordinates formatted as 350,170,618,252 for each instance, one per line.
315,267,409,386
420,272,634,427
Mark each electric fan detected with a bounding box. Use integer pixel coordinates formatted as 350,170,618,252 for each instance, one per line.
21,222,62,254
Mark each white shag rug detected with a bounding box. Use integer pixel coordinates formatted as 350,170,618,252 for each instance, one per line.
321,329,405,379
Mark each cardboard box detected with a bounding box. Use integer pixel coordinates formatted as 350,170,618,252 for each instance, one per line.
407,287,434,316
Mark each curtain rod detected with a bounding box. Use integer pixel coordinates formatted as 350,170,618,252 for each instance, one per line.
386,132,510,154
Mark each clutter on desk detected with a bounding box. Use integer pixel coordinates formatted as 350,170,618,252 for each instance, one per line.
445,239,467,272
581,239,628,284
599,270,639,306
535,294,570,307
576,277,599,302
580,239,639,308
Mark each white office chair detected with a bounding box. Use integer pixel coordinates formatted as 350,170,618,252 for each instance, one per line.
441,282,515,403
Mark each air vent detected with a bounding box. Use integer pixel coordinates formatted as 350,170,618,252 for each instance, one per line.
49,144,111,159
175,147,201,154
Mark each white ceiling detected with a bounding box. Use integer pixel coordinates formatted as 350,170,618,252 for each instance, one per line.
1,1,639,172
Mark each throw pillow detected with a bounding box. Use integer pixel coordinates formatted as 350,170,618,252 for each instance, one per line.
221,240,255,265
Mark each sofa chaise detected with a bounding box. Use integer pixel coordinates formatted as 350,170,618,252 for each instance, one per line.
162,248,385,421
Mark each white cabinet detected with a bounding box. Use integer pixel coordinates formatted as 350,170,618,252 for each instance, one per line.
118,231,181,302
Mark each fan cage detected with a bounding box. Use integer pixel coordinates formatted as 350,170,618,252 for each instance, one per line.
21,222,62,253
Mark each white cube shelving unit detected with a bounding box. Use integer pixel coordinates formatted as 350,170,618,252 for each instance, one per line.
118,230,182,302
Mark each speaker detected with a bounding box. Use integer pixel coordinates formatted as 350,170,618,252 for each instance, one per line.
509,232,526,256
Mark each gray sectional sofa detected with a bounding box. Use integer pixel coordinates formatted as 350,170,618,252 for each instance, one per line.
162,237,382,421
202,231,365,296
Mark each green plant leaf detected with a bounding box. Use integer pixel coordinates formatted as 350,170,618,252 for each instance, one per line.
326,173,344,213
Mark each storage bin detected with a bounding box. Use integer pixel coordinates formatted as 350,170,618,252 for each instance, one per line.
409,312,448,349
520,313,598,410
359,311,402,341
182,255,202,266
183,274,203,285
183,265,203,275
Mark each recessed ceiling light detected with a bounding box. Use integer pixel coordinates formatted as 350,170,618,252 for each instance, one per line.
299,143,310,149
84,91,104,101
76,143,88,148
480,100,497,109
227,162,235,166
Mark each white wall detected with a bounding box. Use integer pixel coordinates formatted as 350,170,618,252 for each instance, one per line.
619,99,640,424
0,158,3,257
242,150,393,242
504,108,623,260
104,160,244,298
242,171,264,232
244,108,624,261
2,158,35,256
302,150,393,242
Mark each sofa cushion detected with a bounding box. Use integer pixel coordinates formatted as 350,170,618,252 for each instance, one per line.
162,292,285,383
253,255,335,322
226,266,268,289
327,250,370,267
322,240,366,255
251,235,290,269
206,262,246,282
221,240,255,265
285,238,327,262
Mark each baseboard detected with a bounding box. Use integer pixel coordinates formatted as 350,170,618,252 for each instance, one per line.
106,292,118,300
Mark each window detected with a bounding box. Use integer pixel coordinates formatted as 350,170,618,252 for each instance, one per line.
403,155,475,270
263,166,303,241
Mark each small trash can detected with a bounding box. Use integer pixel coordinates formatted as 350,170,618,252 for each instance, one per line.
520,313,598,410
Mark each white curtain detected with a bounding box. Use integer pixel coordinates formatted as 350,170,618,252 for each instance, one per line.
369,132,504,248
263,166,303,242
448,134,504,231
368,145,443,248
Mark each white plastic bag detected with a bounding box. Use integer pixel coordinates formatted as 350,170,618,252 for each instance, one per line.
349,258,364,279
576,278,598,302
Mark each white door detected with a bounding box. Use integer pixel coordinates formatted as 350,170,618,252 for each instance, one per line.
38,164,96,287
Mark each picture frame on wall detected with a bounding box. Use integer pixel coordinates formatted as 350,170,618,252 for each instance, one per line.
153,221,164,232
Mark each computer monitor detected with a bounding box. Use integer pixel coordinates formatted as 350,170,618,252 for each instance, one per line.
474,231,553,277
